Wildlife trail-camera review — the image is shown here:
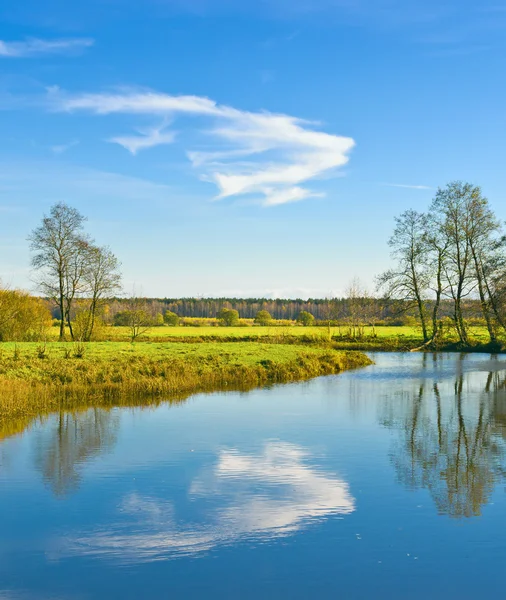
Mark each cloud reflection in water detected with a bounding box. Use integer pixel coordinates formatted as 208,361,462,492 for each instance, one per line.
66,442,355,563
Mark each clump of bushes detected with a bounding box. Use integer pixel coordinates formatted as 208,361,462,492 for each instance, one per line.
217,308,240,327
254,310,273,326
164,311,180,326
296,311,315,327
0,289,52,342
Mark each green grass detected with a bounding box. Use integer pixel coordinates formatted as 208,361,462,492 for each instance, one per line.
0,341,372,429
0,340,364,365
45,324,422,340
44,324,498,344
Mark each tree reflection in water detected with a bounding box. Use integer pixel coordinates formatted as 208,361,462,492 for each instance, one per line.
33,408,120,496
381,353,506,518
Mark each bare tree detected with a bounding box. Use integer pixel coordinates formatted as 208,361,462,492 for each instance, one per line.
344,278,377,339
424,212,449,343
77,245,122,341
29,203,87,341
431,182,477,345
63,236,92,340
484,235,506,333
464,190,504,343
123,297,153,343
377,210,431,342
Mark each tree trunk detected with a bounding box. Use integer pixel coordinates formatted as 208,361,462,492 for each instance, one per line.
471,246,496,343
431,250,444,342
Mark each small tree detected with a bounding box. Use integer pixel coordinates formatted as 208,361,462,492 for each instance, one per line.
118,298,153,342
217,308,239,327
79,245,122,341
164,310,180,326
254,310,272,326
297,311,315,327
344,278,374,339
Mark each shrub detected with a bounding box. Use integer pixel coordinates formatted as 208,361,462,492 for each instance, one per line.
164,311,180,326
0,289,52,341
254,310,272,326
296,311,315,327
217,308,240,327
113,311,131,327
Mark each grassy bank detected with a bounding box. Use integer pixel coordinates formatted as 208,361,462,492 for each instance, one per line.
0,342,372,426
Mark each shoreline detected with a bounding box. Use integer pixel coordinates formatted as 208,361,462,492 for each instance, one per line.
0,342,372,428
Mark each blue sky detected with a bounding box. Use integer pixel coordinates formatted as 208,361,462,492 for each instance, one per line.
1,0,506,298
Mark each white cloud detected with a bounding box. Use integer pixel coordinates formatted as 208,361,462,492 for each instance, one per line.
59,442,355,562
54,89,355,206
262,186,323,206
109,123,176,155
0,38,94,58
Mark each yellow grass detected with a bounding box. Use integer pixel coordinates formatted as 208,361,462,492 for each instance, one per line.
0,341,372,431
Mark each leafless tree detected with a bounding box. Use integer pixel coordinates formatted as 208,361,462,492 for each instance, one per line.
77,245,122,341
29,202,87,341
377,210,431,341
431,182,478,345
124,297,153,343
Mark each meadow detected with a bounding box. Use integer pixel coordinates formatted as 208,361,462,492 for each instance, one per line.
43,323,500,348
0,341,372,428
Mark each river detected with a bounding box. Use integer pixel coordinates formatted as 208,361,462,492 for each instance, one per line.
1,352,506,598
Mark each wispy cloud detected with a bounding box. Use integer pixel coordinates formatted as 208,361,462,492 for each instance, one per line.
0,38,94,58
109,122,176,155
382,183,433,190
54,89,355,206
50,139,79,154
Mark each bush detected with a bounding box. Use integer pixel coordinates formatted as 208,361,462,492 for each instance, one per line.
296,311,315,327
164,310,180,326
0,289,52,341
389,315,418,327
73,310,106,342
113,311,131,327
254,310,272,326
217,308,240,327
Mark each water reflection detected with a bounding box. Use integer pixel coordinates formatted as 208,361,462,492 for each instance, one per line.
62,442,354,562
33,408,120,496
379,354,506,518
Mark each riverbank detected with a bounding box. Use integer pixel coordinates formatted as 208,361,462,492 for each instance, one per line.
0,342,372,426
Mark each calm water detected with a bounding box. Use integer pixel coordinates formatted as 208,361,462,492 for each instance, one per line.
2,353,506,599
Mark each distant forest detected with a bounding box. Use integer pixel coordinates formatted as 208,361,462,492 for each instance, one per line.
100,296,486,325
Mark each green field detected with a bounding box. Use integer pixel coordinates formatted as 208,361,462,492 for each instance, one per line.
43,324,497,347
45,324,423,340
0,339,365,365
